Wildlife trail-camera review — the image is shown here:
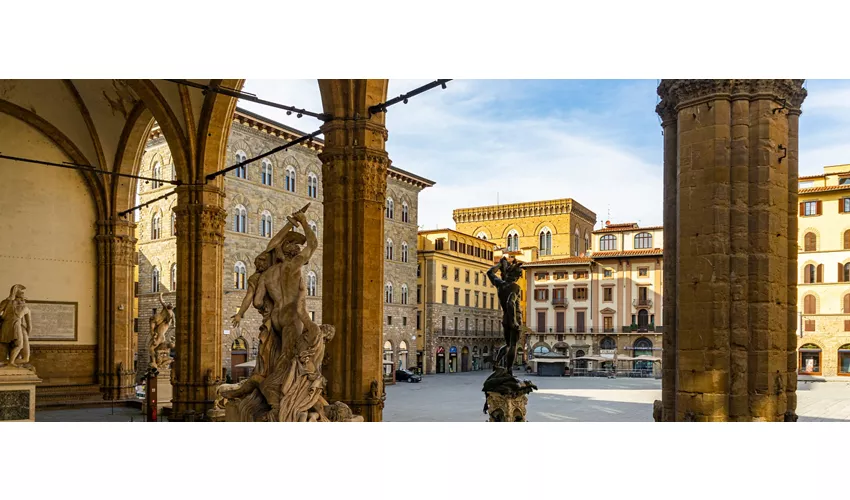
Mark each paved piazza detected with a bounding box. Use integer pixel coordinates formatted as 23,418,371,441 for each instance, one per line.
34,373,850,422
383,372,850,422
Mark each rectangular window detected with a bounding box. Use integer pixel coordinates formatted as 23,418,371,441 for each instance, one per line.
465,290,470,307
454,317,458,332
639,267,648,277
844,198,850,213
573,287,588,301
603,287,613,302
465,318,470,333
490,294,494,309
535,272,549,280
417,311,421,330
441,316,446,333
534,289,549,301
417,285,421,304
475,273,479,285
846,320,850,332
802,201,819,216
403,317,408,326
475,292,479,308
603,316,613,332
574,270,588,280
441,266,447,279
133,318,138,333
556,311,565,333
441,288,447,304
310,311,315,321
387,316,392,325
450,240,457,251
604,269,613,278
465,270,470,283
537,311,546,333
435,239,445,250
454,289,459,305
475,318,479,334
554,272,565,280
805,319,815,332
454,268,460,281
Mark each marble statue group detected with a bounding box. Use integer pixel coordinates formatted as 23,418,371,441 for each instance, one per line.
0,284,32,368
213,203,362,422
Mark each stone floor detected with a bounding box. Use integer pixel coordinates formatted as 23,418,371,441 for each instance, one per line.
33,373,850,421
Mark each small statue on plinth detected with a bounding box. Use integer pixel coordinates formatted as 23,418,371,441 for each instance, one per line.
0,284,33,369
483,257,537,422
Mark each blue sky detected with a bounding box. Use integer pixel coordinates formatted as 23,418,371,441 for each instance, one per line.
241,79,850,231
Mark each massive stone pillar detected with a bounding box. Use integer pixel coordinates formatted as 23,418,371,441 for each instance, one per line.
656,80,806,422
319,80,389,422
95,218,137,400
170,184,227,420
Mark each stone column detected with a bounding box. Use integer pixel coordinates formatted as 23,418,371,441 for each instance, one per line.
320,117,389,422
656,79,806,421
95,218,137,400
170,184,227,420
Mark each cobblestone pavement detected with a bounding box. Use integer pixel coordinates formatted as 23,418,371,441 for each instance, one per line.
383,371,850,422
33,374,850,422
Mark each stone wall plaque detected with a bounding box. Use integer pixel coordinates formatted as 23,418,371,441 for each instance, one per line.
0,390,30,421
27,301,78,341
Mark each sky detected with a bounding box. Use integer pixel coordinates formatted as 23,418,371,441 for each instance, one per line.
240,79,850,231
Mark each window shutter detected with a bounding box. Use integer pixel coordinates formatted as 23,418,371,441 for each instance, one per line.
572,288,577,300
845,294,850,314
799,202,805,216
817,264,823,283
840,199,846,213
845,230,850,250
840,263,845,283
845,320,850,332
817,201,822,215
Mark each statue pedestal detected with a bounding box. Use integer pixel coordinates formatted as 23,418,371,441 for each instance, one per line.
0,365,42,422
485,391,530,422
157,369,172,410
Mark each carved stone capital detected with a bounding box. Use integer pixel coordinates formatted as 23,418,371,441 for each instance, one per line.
95,219,138,267
173,204,227,245
657,79,807,115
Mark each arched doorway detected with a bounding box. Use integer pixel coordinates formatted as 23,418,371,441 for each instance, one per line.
231,336,249,382
472,346,479,370
398,341,409,370
574,349,587,373
436,346,446,374
633,337,653,373
383,341,394,378
449,346,458,373
482,345,490,370
839,344,850,376
461,346,470,372
799,343,822,375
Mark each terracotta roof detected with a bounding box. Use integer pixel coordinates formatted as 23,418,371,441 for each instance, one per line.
605,222,638,228
418,228,496,246
799,173,825,180
593,225,664,234
523,257,592,267
799,184,850,194
591,248,663,258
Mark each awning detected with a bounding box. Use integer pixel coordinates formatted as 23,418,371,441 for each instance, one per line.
572,356,609,362
633,355,662,362
533,358,570,364
234,359,256,368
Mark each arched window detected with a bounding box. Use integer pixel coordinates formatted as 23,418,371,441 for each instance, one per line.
804,232,817,252
386,239,394,260
260,210,273,237
634,232,653,249
477,232,488,240
308,221,318,239
171,211,177,236
386,198,394,219
533,344,550,356
234,261,247,290
233,205,247,233
383,341,394,375
402,202,409,223
633,337,653,371
803,264,823,284
307,173,318,198
385,282,393,304
600,336,616,350
152,162,162,189
803,294,817,314
401,284,409,305
799,343,822,375
307,271,317,297
261,159,273,186
234,151,247,179
170,264,177,291
285,166,296,193
584,232,590,253
507,230,519,252
574,229,580,256
151,266,160,293
539,228,552,256
600,234,617,251
401,242,409,263
151,213,162,240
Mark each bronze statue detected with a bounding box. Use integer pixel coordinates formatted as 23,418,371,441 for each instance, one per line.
486,256,524,373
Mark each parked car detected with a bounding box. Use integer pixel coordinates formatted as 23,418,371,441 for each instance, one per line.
395,369,422,383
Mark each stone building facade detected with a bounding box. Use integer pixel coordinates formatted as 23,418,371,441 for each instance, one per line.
797,164,850,377
417,229,504,374
453,198,597,258
135,107,432,382
523,222,664,375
